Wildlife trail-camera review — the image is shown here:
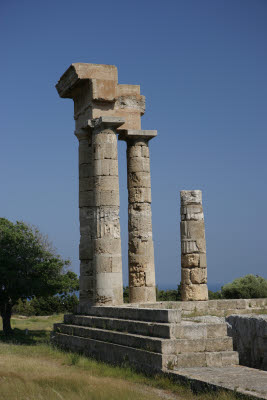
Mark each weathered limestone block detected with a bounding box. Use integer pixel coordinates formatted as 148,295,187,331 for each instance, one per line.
180,190,208,301
128,172,151,188
181,253,200,268
190,267,207,284
129,187,151,204
181,283,208,301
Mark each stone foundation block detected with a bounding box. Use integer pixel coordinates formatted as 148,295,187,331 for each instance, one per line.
129,286,156,303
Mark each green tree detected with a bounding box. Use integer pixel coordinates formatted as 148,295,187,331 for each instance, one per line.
0,218,79,335
221,274,267,299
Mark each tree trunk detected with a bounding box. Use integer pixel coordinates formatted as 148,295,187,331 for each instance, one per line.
1,303,13,335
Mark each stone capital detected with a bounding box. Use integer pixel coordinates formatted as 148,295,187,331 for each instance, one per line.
80,117,126,133
119,129,157,142
74,130,90,141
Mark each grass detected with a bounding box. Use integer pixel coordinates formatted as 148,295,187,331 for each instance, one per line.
0,315,243,400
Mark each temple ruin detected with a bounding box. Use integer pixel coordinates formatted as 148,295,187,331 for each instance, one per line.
56,63,156,305
51,63,267,393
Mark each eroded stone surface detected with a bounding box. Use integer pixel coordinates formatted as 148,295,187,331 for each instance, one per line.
227,314,267,371
125,136,156,303
180,190,208,301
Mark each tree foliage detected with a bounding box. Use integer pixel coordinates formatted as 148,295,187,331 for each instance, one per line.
0,218,79,334
221,274,267,299
13,294,79,316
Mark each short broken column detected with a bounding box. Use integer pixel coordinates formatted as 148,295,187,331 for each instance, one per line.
180,190,208,301
122,130,157,303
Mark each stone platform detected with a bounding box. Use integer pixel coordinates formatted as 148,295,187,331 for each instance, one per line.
51,306,238,372
51,303,267,398
167,366,267,400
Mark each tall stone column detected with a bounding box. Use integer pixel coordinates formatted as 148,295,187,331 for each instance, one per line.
180,190,208,301
92,117,124,305
77,117,124,306
122,130,157,303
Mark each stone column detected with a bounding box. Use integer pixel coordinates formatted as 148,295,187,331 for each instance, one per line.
75,130,94,305
180,190,208,301
77,117,124,306
124,130,157,303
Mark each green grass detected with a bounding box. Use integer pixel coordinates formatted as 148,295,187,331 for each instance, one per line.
0,314,243,400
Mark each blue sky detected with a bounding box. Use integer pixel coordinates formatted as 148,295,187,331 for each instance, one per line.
0,0,266,290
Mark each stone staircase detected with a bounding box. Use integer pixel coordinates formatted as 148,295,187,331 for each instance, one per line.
51,307,239,373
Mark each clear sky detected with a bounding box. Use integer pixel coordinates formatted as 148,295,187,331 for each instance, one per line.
0,0,266,290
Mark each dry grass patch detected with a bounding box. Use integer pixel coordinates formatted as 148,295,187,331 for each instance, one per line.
0,315,241,400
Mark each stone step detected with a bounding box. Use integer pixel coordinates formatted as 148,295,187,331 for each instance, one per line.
55,323,234,354
64,314,229,339
51,331,170,372
64,314,174,338
51,332,239,370
177,322,228,339
76,305,181,323
171,351,239,370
